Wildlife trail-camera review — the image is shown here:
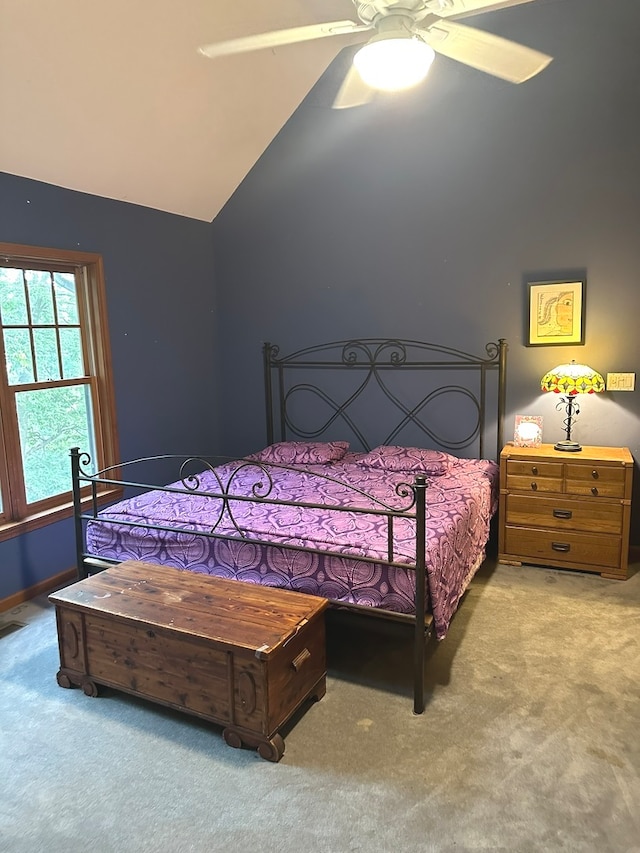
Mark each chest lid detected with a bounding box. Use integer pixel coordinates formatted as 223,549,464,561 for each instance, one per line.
49,560,328,657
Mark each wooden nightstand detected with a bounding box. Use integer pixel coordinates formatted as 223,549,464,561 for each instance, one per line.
498,444,634,579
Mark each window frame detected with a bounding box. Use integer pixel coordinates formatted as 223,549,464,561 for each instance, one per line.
0,242,121,541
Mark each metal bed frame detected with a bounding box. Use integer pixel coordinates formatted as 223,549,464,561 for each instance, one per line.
264,338,506,456
72,338,507,714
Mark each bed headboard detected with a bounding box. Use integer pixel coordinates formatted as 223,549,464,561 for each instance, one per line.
264,338,507,461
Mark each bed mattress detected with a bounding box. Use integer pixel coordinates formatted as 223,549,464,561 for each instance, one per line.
85,452,499,639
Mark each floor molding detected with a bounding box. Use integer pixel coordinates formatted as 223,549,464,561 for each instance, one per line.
0,568,76,613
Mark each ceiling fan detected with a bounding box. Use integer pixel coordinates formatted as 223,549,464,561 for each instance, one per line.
198,0,552,109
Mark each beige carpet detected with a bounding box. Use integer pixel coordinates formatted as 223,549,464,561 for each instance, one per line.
1,558,639,853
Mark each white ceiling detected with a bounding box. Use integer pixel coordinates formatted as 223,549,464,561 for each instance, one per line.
0,0,359,222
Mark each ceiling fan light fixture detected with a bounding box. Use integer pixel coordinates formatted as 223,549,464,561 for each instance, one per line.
353,36,436,92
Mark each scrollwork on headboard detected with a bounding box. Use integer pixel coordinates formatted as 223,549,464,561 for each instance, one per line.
264,338,507,460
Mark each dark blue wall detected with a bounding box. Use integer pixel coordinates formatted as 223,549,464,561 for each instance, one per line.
211,0,640,540
0,173,219,599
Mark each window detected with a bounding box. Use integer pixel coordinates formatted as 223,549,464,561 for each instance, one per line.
0,243,120,539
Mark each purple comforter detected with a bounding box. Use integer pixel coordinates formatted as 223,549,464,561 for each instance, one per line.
85,452,498,639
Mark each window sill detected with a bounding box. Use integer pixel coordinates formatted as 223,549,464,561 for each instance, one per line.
0,487,124,543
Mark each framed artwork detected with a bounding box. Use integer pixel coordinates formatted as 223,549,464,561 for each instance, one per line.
526,278,585,346
514,415,543,447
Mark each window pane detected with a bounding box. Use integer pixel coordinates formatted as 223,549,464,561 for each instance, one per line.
25,270,55,324
16,385,96,504
53,273,79,325
60,327,84,378
33,327,61,381
4,328,35,384
0,267,28,325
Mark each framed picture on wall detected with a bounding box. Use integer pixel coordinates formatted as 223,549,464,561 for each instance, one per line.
526,278,585,346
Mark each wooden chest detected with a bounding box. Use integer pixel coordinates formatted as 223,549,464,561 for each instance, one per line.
49,560,328,761
498,444,633,579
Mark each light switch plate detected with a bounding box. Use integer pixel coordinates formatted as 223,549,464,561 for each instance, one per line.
606,372,636,391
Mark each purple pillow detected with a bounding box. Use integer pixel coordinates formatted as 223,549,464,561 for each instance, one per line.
354,445,454,475
248,441,350,465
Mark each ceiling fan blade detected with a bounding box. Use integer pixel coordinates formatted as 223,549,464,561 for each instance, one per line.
420,20,552,82
198,20,368,59
424,0,536,18
332,65,375,109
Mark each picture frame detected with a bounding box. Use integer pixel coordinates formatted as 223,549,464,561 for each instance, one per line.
526,278,585,346
514,415,543,447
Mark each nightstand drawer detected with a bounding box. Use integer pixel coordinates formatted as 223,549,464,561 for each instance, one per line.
505,494,623,534
504,526,621,569
506,474,563,494
565,464,627,498
507,460,563,479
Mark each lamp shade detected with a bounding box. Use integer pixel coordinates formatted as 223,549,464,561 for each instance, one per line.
541,361,605,396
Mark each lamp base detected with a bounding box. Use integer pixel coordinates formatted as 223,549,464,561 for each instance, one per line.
554,440,582,452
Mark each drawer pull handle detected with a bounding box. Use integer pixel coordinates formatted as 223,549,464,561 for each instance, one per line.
591,487,599,496
531,466,538,475
552,542,571,553
530,482,538,491
591,470,599,479
291,648,311,672
553,509,572,519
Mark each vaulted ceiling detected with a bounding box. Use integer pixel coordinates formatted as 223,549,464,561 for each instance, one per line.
1,0,358,222
2,1,558,224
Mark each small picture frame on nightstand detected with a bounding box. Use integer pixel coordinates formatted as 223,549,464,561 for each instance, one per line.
514,415,543,447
